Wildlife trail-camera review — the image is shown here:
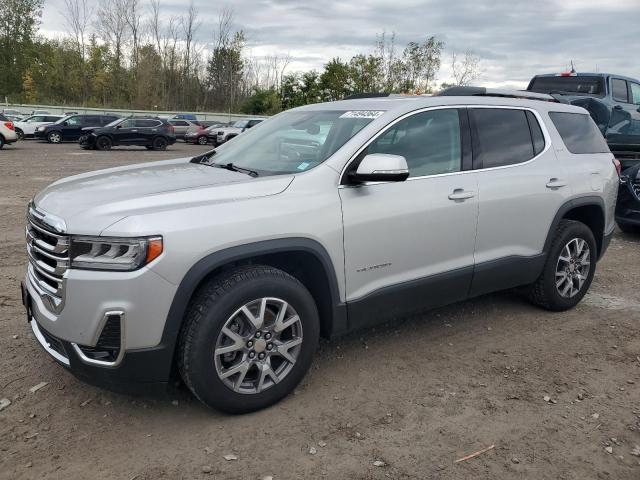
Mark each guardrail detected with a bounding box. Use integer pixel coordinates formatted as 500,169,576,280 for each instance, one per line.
1,103,268,122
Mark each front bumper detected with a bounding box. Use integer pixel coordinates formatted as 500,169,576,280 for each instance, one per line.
23,281,176,393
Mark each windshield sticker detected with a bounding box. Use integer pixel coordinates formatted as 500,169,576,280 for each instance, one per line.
339,110,385,119
297,162,310,171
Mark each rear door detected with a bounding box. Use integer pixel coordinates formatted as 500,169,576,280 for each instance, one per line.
134,119,162,144
469,107,571,295
607,78,640,149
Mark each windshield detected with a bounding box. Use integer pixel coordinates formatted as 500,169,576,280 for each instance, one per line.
205,110,382,175
54,115,73,124
528,76,605,97
105,118,124,127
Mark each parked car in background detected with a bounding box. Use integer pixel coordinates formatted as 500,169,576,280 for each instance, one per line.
168,119,200,139
616,163,640,233
64,111,79,115
30,110,50,115
215,118,264,145
528,72,640,167
14,114,64,140
171,113,198,121
5,114,25,123
80,117,176,151
36,114,120,143
0,113,18,149
185,123,226,145
2,109,24,116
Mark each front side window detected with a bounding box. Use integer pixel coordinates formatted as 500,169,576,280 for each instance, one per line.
119,119,136,128
65,116,82,126
630,82,640,105
612,79,629,103
471,108,535,168
206,110,380,175
549,112,609,154
364,109,461,177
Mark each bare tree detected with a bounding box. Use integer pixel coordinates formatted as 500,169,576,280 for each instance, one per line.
451,50,482,86
123,0,142,71
62,0,91,59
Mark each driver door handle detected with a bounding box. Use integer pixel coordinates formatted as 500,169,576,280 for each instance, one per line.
546,178,568,189
448,189,475,201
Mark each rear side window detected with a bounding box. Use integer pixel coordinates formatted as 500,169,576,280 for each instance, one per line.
549,112,609,154
135,119,161,128
612,79,629,103
470,109,535,168
630,82,640,105
526,111,546,156
528,75,604,97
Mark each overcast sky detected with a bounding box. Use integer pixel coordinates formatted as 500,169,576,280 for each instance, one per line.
41,0,640,88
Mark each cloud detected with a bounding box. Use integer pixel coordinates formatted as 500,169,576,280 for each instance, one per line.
41,0,640,87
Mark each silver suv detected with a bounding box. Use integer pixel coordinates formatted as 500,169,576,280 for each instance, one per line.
22,89,619,413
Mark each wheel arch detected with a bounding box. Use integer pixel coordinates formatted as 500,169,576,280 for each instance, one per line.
544,196,606,259
161,238,346,368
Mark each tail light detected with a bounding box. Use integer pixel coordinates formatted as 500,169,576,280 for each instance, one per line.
612,158,622,178
4,122,14,131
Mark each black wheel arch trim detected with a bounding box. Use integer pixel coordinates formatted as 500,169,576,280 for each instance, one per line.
159,237,346,372
543,195,607,258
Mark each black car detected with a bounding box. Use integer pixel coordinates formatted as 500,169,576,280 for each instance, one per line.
616,163,640,233
79,117,177,151
36,114,120,143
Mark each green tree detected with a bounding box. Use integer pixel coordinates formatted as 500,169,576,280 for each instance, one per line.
240,88,280,115
0,0,44,101
319,58,353,101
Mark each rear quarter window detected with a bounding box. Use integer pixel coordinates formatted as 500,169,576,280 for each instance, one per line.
549,112,610,154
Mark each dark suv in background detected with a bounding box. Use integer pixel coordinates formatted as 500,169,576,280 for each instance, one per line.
80,117,177,151
528,72,640,166
36,114,120,143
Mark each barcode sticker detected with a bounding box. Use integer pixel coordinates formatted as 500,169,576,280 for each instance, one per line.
340,110,385,119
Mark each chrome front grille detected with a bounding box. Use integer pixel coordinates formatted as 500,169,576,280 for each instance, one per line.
26,206,69,313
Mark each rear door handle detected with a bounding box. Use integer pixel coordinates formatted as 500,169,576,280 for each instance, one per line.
448,189,475,201
546,178,568,189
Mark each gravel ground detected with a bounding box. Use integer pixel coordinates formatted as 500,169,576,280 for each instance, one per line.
1,140,639,480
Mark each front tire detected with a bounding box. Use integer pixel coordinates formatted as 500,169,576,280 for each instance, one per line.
0,135,4,149
178,265,320,413
197,135,208,145
47,131,62,143
95,136,112,151
526,220,597,311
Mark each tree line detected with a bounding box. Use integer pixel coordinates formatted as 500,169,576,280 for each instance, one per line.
0,0,482,115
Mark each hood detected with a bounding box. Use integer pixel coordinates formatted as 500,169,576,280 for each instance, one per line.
33,157,294,234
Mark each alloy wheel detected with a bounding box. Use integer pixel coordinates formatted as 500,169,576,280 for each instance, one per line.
198,136,208,145
555,237,591,298
214,297,303,395
48,132,61,143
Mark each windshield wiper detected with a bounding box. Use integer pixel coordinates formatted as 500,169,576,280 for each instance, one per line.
211,162,259,177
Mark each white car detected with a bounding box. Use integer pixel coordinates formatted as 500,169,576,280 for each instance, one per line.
14,114,64,140
215,118,264,145
0,113,18,148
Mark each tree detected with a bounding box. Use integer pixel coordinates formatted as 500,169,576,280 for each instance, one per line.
0,0,44,100
320,58,353,101
240,88,280,115
349,54,383,93
451,50,482,86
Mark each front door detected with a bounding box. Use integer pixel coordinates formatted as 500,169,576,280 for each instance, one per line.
339,108,479,329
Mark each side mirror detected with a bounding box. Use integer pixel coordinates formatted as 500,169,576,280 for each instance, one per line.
349,153,410,183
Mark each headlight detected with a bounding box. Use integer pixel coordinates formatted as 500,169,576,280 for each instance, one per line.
70,236,163,271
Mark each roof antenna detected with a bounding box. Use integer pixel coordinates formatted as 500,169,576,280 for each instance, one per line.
570,60,576,74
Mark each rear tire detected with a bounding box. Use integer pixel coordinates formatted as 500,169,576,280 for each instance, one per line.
0,135,4,149
178,265,319,413
526,219,597,311
152,136,168,150
15,129,24,140
95,136,112,151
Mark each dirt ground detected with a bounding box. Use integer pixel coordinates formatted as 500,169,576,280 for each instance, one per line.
0,140,639,480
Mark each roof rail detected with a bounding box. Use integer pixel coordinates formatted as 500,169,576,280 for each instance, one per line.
437,86,569,104
344,93,391,100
